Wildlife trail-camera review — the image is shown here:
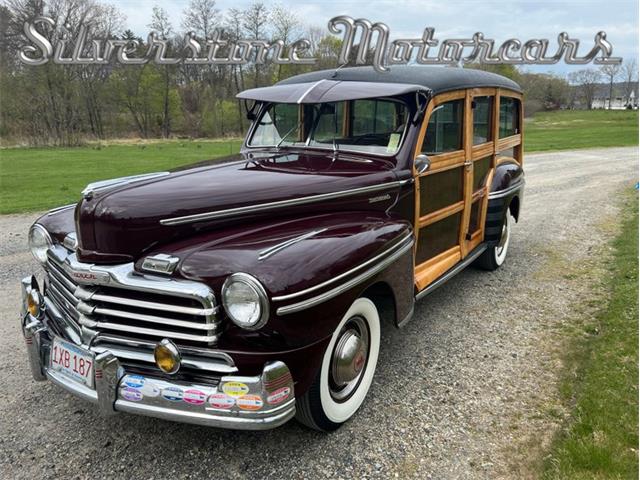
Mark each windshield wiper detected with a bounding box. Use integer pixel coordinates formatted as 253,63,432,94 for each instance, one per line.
276,121,303,148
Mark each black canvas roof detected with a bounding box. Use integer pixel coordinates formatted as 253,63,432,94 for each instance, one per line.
276,65,522,95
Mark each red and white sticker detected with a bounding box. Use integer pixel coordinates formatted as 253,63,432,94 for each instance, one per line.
237,394,263,411
183,389,207,405
266,387,291,405
208,393,235,409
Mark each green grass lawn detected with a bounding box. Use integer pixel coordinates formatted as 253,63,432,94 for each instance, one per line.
0,139,242,214
0,110,637,214
526,109,638,152
544,191,639,479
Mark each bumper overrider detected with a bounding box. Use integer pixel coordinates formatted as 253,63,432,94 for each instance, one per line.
20,277,296,430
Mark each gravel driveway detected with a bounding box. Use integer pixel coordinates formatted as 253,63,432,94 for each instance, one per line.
0,146,637,480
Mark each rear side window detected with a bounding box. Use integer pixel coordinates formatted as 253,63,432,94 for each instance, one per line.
499,97,520,138
473,96,493,144
422,99,463,154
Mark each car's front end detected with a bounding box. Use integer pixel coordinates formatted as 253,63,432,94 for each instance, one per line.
21,229,297,429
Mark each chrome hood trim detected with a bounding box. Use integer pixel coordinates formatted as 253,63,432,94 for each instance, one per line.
81,172,170,200
160,179,412,226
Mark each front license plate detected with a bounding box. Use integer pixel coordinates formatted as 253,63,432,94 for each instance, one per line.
50,337,95,388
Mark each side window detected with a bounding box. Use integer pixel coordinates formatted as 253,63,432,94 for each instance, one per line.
473,96,493,144
250,103,300,146
499,97,520,138
352,99,402,136
422,99,463,154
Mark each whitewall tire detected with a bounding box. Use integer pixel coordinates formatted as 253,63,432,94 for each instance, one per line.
296,297,381,431
477,212,512,271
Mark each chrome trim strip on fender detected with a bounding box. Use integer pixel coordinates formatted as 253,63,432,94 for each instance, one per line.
258,228,328,260
415,244,488,301
273,231,414,302
159,180,412,226
46,204,76,216
488,180,525,200
276,235,414,315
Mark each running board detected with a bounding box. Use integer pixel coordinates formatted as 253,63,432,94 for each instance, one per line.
415,244,488,301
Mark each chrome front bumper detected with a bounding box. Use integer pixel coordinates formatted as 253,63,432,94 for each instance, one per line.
21,279,296,431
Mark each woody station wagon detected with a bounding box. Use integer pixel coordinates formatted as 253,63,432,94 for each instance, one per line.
20,66,524,431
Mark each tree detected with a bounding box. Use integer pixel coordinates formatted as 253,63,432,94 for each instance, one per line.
621,59,638,107
182,0,220,38
568,69,601,109
600,64,621,109
148,6,175,138
271,4,301,81
242,2,270,87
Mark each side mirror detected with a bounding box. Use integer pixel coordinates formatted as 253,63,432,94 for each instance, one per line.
414,154,431,174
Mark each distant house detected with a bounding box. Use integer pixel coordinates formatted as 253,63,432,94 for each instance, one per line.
592,82,639,109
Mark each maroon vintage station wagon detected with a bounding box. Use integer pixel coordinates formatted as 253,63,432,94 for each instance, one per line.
20,66,524,431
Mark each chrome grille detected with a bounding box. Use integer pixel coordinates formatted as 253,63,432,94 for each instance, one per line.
44,247,221,346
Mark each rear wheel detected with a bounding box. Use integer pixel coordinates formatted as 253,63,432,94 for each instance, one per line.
476,212,511,271
296,297,380,431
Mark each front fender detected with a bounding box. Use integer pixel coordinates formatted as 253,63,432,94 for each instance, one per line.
147,212,413,346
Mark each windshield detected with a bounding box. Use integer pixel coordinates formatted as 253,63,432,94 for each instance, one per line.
249,98,409,155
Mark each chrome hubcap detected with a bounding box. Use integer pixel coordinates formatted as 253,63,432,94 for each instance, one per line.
330,316,369,401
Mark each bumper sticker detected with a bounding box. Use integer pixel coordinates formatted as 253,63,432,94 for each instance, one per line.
124,375,145,389
222,381,249,397
266,387,291,405
140,382,160,398
183,389,207,405
237,394,263,411
208,393,235,409
122,387,143,402
162,386,184,402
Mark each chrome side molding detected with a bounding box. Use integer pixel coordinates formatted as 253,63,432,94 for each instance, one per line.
276,233,414,315
160,180,413,226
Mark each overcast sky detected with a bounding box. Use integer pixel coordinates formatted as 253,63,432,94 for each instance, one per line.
111,0,639,77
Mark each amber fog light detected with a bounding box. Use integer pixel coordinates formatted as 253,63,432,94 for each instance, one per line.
26,289,42,317
154,339,181,374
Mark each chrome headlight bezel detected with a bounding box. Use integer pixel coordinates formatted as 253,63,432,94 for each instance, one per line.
221,273,269,330
28,223,53,265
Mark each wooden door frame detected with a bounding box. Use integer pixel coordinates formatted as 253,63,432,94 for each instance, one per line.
412,87,523,292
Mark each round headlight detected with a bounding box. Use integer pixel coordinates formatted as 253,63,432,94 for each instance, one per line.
222,273,269,330
28,224,52,264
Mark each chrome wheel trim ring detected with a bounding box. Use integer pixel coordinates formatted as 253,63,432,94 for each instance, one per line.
329,316,370,402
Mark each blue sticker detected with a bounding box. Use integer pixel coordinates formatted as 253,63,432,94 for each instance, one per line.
124,375,145,389
162,386,184,402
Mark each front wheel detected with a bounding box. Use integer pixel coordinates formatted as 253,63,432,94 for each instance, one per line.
296,297,380,431
476,212,511,271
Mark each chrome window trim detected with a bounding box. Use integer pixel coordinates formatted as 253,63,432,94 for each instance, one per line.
160,179,411,226
276,234,414,315
273,231,414,302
